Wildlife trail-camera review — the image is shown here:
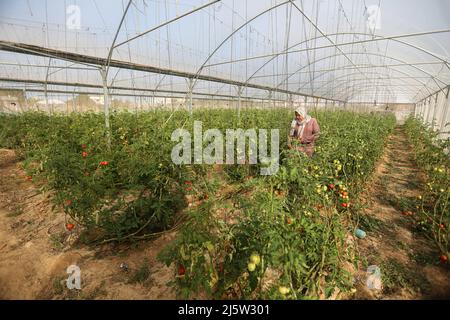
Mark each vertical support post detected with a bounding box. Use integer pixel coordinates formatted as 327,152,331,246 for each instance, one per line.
439,87,450,136
23,89,28,112
420,101,424,119
426,96,433,125
44,82,49,113
100,66,111,148
432,93,440,130
187,78,194,115
268,90,273,109
237,85,242,120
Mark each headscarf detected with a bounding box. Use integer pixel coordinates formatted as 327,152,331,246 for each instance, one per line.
291,107,312,139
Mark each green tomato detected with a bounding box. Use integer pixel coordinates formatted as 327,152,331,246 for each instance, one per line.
250,253,261,265
247,262,256,272
279,286,290,295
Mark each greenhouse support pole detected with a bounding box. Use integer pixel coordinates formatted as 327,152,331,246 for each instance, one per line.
440,87,450,134
100,66,111,148
419,103,423,118
432,93,440,130
425,97,432,124
23,89,29,112
268,91,273,109
188,78,194,115
237,86,243,120
72,92,75,113
419,101,424,119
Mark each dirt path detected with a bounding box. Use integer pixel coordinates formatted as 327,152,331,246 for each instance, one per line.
354,127,450,299
0,149,176,299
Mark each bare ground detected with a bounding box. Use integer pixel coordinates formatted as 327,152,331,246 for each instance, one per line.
0,149,176,300
352,127,450,300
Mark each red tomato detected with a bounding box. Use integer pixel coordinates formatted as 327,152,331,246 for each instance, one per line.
82,151,88,158
440,255,448,263
65,200,72,206
328,184,335,190
341,203,348,208
100,161,109,166
178,265,186,276
439,224,445,229
287,218,292,225
66,223,75,231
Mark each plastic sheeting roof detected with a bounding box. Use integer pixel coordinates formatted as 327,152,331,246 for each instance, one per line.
0,0,449,104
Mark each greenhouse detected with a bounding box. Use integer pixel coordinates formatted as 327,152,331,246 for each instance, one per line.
0,0,449,302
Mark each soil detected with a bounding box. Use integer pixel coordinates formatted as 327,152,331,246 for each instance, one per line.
352,127,450,300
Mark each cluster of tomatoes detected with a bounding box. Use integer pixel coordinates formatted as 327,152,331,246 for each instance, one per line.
81,144,108,166
184,180,193,192
326,179,350,208
247,253,261,273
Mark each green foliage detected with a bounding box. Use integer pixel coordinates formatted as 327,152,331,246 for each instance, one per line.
0,109,397,299
404,117,449,256
158,109,396,300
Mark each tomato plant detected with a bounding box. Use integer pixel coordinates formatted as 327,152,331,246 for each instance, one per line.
404,117,449,259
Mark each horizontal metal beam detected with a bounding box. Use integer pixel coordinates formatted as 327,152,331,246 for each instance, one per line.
0,77,288,102
0,40,345,103
0,87,289,104
0,61,98,70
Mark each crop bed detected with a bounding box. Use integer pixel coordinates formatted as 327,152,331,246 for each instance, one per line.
0,109,398,299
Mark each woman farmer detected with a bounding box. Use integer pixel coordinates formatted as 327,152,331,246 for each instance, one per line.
288,107,320,157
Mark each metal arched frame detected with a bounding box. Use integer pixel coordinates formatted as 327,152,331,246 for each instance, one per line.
314,80,425,100
292,71,422,98
201,28,450,101
190,0,448,103
189,0,342,102
341,84,422,102
272,51,442,96
293,64,431,94
204,30,450,71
